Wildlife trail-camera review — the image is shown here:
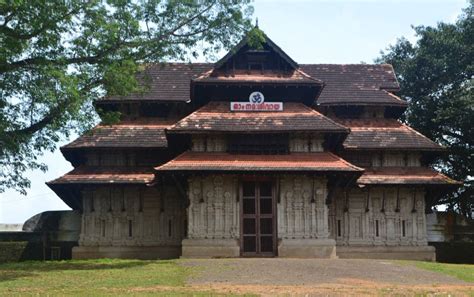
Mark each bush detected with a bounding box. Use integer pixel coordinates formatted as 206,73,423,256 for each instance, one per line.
0,242,28,263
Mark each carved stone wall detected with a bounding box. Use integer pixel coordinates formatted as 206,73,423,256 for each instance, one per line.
329,187,428,246
187,174,330,241
278,175,329,239
79,185,185,247
187,175,239,239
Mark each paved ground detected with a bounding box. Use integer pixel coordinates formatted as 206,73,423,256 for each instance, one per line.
181,259,473,296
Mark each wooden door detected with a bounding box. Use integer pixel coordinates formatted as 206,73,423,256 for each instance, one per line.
240,180,277,256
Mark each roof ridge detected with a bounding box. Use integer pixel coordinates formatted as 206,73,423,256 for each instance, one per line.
299,63,394,67
143,62,396,67
304,106,349,131
401,123,445,149
154,150,189,170
382,90,407,104
327,152,364,171
295,68,324,84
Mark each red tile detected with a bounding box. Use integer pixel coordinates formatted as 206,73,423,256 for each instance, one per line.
155,151,362,172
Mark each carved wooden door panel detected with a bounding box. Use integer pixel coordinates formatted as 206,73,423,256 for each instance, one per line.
240,180,276,256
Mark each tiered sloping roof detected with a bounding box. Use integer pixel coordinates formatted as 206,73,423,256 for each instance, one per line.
337,119,444,151
47,30,461,212
155,152,363,172
168,101,348,133
357,167,461,185
62,120,174,150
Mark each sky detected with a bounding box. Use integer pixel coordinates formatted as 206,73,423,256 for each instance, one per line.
0,0,467,224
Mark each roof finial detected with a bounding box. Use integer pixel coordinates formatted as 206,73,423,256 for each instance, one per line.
255,18,259,28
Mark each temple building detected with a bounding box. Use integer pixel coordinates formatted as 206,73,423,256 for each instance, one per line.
47,29,460,260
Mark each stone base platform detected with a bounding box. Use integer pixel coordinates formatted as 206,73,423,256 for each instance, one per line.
72,246,181,260
181,239,240,258
336,245,436,261
278,239,337,258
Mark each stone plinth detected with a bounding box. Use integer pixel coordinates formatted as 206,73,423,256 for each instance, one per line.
72,246,181,259
181,239,240,258
336,245,436,261
278,239,337,258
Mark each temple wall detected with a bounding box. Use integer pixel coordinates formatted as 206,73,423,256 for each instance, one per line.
329,187,428,246
183,174,335,258
182,175,240,257
186,175,240,239
185,174,330,241
278,175,329,239
277,175,335,258
74,185,185,259
329,186,434,260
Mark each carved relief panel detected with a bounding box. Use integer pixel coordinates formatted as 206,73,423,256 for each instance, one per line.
79,185,185,247
187,175,239,239
331,186,429,247
278,175,328,239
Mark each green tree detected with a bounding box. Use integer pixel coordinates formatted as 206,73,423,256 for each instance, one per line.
377,2,473,217
0,0,253,194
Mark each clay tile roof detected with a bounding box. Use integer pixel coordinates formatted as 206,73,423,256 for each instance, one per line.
357,167,461,185
102,63,210,102
62,119,175,150
193,68,323,85
154,151,363,172
168,101,348,133
300,64,406,106
337,119,444,151
47,166,154,185
99,63,403,106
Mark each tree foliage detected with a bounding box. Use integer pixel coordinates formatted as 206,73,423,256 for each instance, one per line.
0,0,253,194
377,2,473,217
247,26,265,50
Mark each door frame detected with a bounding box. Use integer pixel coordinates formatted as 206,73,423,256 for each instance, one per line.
239,176,278,257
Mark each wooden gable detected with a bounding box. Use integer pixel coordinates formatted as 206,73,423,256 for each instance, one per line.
214,27,298,73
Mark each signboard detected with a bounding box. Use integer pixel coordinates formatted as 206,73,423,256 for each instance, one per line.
230,92,283,111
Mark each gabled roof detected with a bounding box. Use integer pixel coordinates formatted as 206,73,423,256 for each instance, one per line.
167,101,348,133
155,151,363,172
214,28,298,70
337,119,444,151
62,119,174,150
357,167,461,185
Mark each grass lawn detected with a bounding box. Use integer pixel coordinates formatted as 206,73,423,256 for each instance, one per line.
0,259,472,296
0,259,219,296
401,260,474,283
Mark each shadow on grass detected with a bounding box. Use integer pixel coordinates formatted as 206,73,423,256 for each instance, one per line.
0,259,167,283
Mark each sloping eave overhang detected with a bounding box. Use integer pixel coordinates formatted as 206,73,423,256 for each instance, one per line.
154,151,363,173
